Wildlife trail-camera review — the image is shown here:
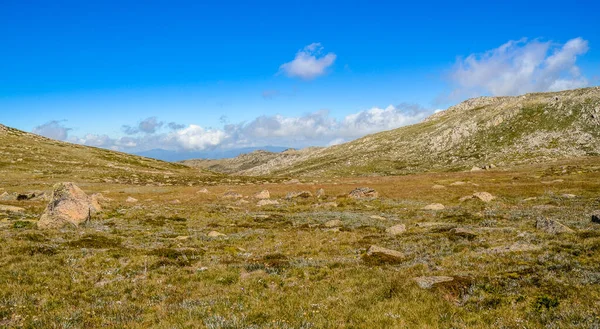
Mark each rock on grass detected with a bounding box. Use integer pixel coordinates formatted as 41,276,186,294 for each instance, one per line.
37,182,98,229
363,245,404,264
536,217,574,234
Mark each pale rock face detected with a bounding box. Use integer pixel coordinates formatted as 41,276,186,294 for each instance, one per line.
348,187,378,199
126,197,138,203
38,182,97,229
254,190,270,199
222,191,243,199
473,192,495,202
386,224,406,235
536,217,574,234
316,188,326,198
413,276,454,289
363,245,404,264
286,191,313,199
324,219,343,228
207,231,226,237
423,203,445,210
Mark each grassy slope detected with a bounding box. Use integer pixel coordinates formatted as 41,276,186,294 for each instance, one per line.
245,87,600,177
1,158,600,327
0,124,219,188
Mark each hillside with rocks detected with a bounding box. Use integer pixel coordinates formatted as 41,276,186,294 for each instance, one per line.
184,87,600,177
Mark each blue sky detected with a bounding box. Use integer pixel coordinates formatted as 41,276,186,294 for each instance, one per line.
1,0,599,155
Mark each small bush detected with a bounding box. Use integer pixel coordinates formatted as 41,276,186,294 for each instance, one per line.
66,234,122,249
533,295,559,311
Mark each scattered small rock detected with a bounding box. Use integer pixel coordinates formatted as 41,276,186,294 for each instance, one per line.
222,191,243,199
0,192,17,201
473,192,495,202
470,166,483,172
432,185,446,189
461,192,495,203
536,217,574,234
208,231,226,237
348,187,378,199
316,188,326,198
386,224,406,235
257,199,279,207
423,203,445,210
175,235,190,240
370,215,386,220
561,194,576,199
414,276,454,289
254,190,270,199
324,219,343,228
284,179,300,185
126,197,138,203
286,191,313,199
363,245,404,264
196,188,209,194
449,227,477,239
450,181,466,186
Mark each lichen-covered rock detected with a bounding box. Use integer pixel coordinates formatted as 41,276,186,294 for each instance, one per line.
286,191,313,199
363,245,404,264
254,190,270,199
536,217,574,234
348,187,378,199
222,191,243,199
38,182,96,229
386,224,406,236
423,203,445,210
414,276,454,289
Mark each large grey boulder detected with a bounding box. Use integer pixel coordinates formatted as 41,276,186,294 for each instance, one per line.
38,182,97,229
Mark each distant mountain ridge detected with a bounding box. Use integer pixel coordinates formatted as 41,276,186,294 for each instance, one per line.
135,146,290,162
182,87,600,177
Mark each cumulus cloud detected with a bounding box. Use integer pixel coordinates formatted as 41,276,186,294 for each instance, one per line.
447,37,590,98
169,125,228,150
32,121,72,140
167,122,185,130
123,116,164,134
59,104,431,153
279,43,336,80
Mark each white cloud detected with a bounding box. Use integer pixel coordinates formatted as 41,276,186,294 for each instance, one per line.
123,116,164,134
279,43,336,80
51,104,431,153
169,125,228,150
32,121,71,140
448,37,590,98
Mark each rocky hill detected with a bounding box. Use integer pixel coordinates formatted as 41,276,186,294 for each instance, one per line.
184,87,600,177
0,124,216,186
181,147,324,174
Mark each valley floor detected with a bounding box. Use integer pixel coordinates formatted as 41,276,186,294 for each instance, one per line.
1,157,600,328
